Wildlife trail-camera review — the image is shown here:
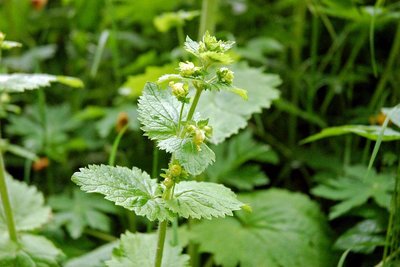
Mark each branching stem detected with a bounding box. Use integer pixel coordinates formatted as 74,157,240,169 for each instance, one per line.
186,86,203,122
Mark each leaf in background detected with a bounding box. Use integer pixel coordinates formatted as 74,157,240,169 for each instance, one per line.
3,44,56,72
190,189,334,267
312,165,394,219
65,241,118,267
0,233,63,267
167,181,244,219
72,165,174,221
334,219,386,254
206,130,278,190
382,105,400,128
301,125,400,144
7,104,82,162
119,64,177,98
107,232,189,267
154,10,199,32
236,37,284,64
197,62,281,144
49,190,119,239
1,40,22,50
0,74,83,93
138,83,215,175
0,177,51,233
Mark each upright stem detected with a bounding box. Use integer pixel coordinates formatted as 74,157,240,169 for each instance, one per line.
198,0,219,39
0,135,18,242
154,185,174,267
186,87,203,121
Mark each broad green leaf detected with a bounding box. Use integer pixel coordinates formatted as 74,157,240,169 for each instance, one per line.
138,83,215,175
382,105,400,128
312,165,394,219
167,181,244,219
0,177,51,233
197,62,281,144
119,64,177,98
72,165,174,221
0,233,63,267
190,189,334,267
301,125,400,144
107,232,189,267
206,130,278,190
334,219,386,254
3,45,56,72
49,190,119,239
0,74,83,93
65,241,118,267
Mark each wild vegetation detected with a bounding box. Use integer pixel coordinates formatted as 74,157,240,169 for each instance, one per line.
0,0,399,266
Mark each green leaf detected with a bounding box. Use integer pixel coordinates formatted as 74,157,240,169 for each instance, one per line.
312,165,394,219
138,82,215,175
197,62,281,144
1,41,22,50
334,219,386,254
206,130,278,190
382,105,400,128
0,233,63,267
190,189,334,267
119,64,177,98
72,165,174,221
0,74,83,93
167,181,244,219
300,125,400,144
49,190,119,239
0,139,38,161
0,177,51,233
154,10,199,32
107,232,189,267
65,241,118,267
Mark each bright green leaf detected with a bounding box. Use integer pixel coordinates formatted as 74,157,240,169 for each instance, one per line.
106,232,189,267
301,125,400,144
174,142,215,176
0,74,83,93
0,177,51,233
72,165,174,221
190,189,334,267
312,165,394,219
382,105,400,128
1,41,22,50
154,10,199,32
197,62,281,144
0,233,63,267
65,241,118,267
167,181,244,219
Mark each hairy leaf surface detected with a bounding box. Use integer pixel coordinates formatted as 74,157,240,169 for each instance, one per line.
0,177,51,233
107,232,189,267
197,62,281,144
0,74,83,93
72,165,174,221
0,233,63,267
190,189,334,267
312,165,394,219
167,181,244,219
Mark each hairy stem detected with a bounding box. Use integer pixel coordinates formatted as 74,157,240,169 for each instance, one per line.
154,185,174,267
186,86,203,121
0,132,18,242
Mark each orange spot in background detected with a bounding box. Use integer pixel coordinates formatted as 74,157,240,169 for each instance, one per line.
33,157,49,171
31,0,48,10
116,112,129,133
369,112,391,126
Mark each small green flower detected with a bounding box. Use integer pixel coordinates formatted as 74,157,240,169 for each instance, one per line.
217,67,234,84
169,81,188,99
179,61,201,77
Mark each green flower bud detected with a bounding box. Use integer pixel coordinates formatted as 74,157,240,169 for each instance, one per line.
217,67,234,84
203,125,213,138
186,124,197,134
193,129,205,151
170,164,182,177
169,81,188,98
163,177,174,188
179,61,200,77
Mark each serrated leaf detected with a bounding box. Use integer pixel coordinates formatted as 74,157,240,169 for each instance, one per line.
197,62,281,144
184,36,200,56
138,83,215,175
0,233,63,267
65,241,118,267
334,219,386,254
167,181,244,219
107,232,189,267
49,190,119,239
190,189,334,267
0,177,51,233
312,165,394,219
301,125,400,144
0,74,83,93
72,165,174,221
206,130,278,190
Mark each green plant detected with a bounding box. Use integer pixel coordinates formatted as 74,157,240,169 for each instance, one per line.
71,32,281,266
